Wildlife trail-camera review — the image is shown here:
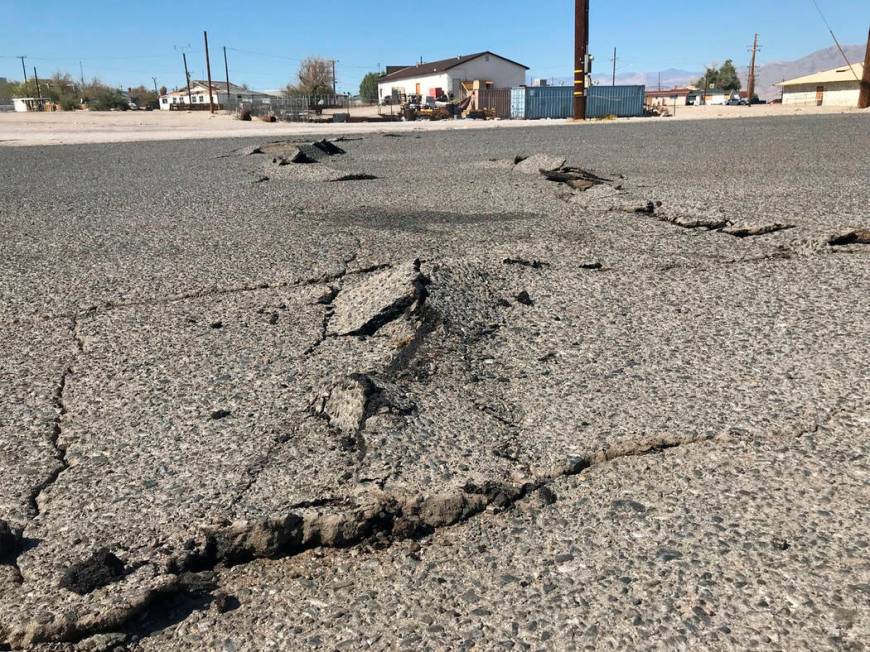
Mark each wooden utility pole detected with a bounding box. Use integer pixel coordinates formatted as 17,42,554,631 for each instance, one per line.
223,46,232,108
611,47,617,86
152,77,158,95
747,33,760,102
332,60,337,96
573,0,589,120
18,56,28,86
33,67,41,99
859,25,870,109
181,53,193,107
203,30,215,113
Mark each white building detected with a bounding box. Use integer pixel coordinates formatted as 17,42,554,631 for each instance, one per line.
159,80,270,110
377,51,528,102
12,97,48,112
776,63,864,107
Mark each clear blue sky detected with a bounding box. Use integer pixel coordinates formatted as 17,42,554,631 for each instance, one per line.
2,0,867,92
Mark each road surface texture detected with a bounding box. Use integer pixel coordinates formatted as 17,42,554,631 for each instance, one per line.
0,114,868,650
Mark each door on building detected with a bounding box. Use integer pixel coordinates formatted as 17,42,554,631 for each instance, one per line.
816,86,824,106
415,83,421,96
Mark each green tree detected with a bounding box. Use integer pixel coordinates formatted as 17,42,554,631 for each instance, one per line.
717,59,741,92
696,60,741,92
696,66,719,89
359,72,380,102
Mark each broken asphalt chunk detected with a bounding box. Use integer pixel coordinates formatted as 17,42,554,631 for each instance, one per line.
312,139,346,156
0,519,22,560
328,174,378,182
541,167,610,189
210,409,231,420
515,291,534,306
662,213,728,230
59,548,126,595
829,229,870,246
503,257,549,269
329,260,427,337
512,154,566,175
311,373,415,434
722,223,795,238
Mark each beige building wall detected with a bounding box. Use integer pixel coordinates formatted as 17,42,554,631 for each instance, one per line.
781,81,860,107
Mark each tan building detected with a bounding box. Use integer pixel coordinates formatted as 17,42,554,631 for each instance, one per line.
776,63,863,107
645,88,692,107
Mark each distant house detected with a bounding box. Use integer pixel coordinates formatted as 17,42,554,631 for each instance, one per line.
687,88,727,106
645,87,692,107
377,51,528,102
775,63,864,107
159,80,270,110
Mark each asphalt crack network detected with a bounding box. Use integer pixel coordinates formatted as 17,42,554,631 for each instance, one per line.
57,408,837,648
25,317,83,521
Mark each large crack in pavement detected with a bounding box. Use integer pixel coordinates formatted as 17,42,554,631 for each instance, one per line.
8,404,840,648
25,318,84,520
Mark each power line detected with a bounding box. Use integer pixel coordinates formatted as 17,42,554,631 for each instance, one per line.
808,0,861,82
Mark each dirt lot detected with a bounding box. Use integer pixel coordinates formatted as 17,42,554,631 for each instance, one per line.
0,103,865,146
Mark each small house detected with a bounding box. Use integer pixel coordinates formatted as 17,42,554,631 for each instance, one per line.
377,51,528,103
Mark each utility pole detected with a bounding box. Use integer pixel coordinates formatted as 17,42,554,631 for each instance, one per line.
18,56,28,87
747,33,760,103
573,0,589,120
203,30,215,113
223,46,232,109
859,25,870,109
152,77,158,95
33,67,41,99
182,52,193,106
611,47,617,86
332,60,337,96
79,61,85,88
658,72,661,91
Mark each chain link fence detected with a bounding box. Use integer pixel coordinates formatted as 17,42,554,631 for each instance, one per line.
233,95,350,122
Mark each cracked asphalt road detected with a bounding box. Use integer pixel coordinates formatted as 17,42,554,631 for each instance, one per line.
1,114,868,650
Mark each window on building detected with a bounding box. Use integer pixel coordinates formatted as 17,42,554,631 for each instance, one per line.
161,98,167,104
172,97,177,104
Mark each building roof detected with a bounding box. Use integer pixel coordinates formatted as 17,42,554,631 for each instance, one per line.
776,63,863,87
190,79,254,94
645,88,692,98
379,51,529,83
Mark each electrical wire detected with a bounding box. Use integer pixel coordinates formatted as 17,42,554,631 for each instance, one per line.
808,0,861,81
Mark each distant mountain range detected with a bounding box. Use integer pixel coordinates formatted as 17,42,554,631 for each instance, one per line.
548,44,864,100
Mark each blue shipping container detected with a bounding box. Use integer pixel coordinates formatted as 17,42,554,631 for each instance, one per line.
510,87,526,120
510,85,645,119
527,87,573,119
587,85,645,118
